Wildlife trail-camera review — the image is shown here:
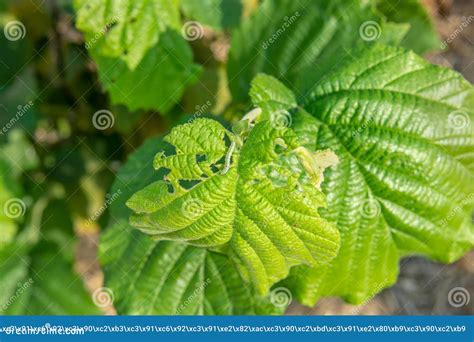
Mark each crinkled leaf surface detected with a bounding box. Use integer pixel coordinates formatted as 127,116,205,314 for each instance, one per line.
102,222,282,315
127,119,340,294
249,74,340,190
74,0,201,112
101,137,283,314
283,44,474,305
228,0,409,103
249,73,297,119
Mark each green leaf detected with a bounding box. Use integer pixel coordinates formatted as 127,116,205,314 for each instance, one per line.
73,0,201,112
102,221,283,315
127,118,340,294
283,44,474,305
249,73,297,119
0,245,101,315
74,0,181,69
227,0,409,103
181,0,242,30
0,129,39,177
101,136,283,314
249,74,340,189
376,0,440,54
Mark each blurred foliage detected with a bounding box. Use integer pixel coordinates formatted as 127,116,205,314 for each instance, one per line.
376,0,440,54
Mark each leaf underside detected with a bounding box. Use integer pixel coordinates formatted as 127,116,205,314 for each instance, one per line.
102,221,282,315
101,137,283,314
127,119,340,294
